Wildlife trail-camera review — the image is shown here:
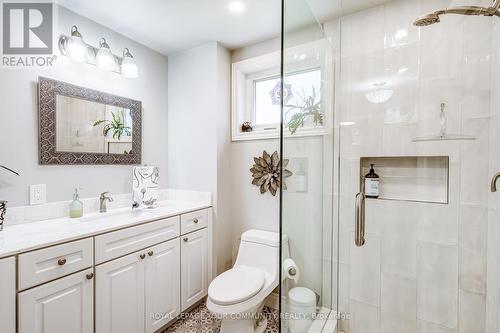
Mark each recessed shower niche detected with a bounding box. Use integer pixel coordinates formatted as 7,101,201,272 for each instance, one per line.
360,156,449,204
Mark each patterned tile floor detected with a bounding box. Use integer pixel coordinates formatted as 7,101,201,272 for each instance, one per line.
159,300,279,333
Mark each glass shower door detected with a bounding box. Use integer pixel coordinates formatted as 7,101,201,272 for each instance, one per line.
280,0,338,331
281,0,500,332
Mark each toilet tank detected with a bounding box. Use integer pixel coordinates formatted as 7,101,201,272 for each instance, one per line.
235,230,287,278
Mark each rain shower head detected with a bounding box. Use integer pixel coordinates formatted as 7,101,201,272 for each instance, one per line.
414,1,500,27
414,12,441,26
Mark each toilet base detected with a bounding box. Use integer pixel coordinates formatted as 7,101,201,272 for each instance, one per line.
218,304,267,333
219,317,268,333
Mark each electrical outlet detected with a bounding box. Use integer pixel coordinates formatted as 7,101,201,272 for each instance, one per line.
29,184,47,205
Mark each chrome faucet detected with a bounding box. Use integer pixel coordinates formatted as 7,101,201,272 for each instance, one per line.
492,172,500,192
99,192,114,213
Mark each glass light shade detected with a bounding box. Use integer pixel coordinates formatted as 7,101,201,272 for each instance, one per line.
95,38,116,71
96,48,115,71
121,49,138,78
67,35,87,62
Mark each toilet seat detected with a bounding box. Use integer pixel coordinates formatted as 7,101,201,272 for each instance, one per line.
208,265,265,305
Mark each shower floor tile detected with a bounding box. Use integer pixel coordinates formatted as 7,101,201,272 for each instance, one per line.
159,300,279,333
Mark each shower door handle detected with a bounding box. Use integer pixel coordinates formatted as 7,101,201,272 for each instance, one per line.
355,192,366,247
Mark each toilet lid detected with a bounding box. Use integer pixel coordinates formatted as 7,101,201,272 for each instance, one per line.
209,265,265,305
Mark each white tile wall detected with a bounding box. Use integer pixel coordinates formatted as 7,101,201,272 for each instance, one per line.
335,0,493,331
349,231,381,306
459,289,486,333
416,242,458,329
381,273,417,333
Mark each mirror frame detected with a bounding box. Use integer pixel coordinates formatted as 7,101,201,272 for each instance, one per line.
38,77,142,165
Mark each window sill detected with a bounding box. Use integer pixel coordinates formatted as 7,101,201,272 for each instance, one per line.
232,127,328,142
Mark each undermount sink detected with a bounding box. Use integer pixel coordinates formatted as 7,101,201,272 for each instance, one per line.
77,208,157,223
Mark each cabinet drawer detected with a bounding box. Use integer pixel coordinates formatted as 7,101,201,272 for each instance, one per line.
95,216,180,264
180,209,208,235
18,238,93,290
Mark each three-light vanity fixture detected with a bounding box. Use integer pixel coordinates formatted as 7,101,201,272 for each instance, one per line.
59,25,139,78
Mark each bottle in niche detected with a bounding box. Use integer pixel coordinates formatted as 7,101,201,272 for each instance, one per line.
364,164,380,198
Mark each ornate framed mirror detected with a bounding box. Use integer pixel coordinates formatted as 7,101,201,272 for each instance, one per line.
38,77,142,165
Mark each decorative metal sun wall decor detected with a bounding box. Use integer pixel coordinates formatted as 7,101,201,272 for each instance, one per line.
250,151,292,196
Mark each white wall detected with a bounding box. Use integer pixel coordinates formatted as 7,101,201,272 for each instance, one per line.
230,29,332,299
0,5,168,206
229,44,281,263
167,42,233,273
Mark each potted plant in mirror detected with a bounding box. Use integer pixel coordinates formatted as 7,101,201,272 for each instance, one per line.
92,111,131,140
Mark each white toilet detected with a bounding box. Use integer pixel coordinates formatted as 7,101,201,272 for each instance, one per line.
207,229,287,333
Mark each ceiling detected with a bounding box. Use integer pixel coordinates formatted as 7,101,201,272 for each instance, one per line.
57,0,393,56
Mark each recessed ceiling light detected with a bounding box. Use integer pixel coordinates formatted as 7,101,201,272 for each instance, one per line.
228,1,246,13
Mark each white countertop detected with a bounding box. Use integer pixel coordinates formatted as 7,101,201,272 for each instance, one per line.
0,200,211,259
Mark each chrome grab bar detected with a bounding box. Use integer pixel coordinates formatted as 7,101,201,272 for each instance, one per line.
355,192,366,247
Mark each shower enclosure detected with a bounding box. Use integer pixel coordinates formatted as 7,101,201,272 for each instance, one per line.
280,0,500,332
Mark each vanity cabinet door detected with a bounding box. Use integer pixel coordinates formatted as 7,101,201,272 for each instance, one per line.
145,239,181,333
96,251,145,333
181,228,208,311
0,257,16,333
18,269,94,333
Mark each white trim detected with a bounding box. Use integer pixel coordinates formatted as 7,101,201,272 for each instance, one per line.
307,308,338,333
232,127,329,142
231,39,333,142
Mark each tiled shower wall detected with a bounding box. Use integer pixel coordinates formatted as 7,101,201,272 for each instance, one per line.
486,14,500,333
335,0,496,332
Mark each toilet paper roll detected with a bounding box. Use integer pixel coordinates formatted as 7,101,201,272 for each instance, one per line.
283,258,300,284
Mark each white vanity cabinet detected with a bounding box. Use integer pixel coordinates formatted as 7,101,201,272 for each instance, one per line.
9,206,212,333
0,257,16,333
96,248,146,333
181,227,208,311
95,238,181,333
145,239,181,332
18,268,95,333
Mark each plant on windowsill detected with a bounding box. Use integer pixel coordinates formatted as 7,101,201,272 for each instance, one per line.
285,87,323,135
92,111,131,140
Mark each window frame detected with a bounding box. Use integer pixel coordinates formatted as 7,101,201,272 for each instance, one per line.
231,39,332,141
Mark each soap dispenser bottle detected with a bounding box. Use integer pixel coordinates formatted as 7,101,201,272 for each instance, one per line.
364,164,380,198
69,188,83,218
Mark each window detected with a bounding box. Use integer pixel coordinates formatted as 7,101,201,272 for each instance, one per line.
254,76,281,127
231,40,331,141
252,69,322,130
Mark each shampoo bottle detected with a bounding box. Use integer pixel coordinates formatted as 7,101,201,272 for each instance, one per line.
69,188,83,218
364,164,380,198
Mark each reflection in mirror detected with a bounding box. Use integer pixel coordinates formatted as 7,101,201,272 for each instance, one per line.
38,77,141,165
56,95,133,154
